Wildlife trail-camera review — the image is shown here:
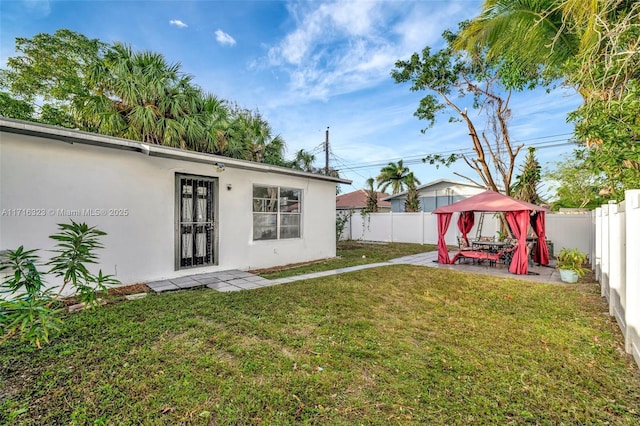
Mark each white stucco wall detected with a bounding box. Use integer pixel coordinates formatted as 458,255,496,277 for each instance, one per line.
0,131,338,286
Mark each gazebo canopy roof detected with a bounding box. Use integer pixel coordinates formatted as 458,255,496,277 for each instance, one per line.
432,190,549,214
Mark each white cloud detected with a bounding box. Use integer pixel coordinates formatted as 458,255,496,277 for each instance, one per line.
22,0,51,17
265,1,478,104
215,29,236,46
169,19,188,29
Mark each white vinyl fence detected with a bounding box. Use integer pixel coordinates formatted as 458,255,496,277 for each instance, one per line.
340,211,592,255
593,190,640,368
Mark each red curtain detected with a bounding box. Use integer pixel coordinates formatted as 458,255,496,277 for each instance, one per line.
505,211,530,274
437,213,453,264
457,211,475,245
531,212,549,265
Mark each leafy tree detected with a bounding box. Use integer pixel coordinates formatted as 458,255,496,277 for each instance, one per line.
364,177,379,213
1,30,291,167
376,160,419,194
404,173,421,212
511,147,543,205
392,25,523,196
292,149,317,172
567,1,640,200
545,154,605,210
457,0,640,200
0,92,34,121
0,29,106,126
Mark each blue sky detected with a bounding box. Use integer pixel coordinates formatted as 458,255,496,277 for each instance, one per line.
0,0,583,193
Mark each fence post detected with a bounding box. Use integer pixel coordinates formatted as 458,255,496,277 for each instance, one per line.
595,207,602,282
607,201,624,329
601,204,610,299
624,190,640,364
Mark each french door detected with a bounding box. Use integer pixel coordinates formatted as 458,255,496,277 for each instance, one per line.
176,174,217,269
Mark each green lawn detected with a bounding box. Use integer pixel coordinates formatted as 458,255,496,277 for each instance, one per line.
255,241,437,279
1,265,638,424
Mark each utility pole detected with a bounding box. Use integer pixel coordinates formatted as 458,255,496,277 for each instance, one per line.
324,126,329,175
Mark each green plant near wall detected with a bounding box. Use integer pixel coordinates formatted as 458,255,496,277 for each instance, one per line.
0,220,119,348
556,248,589,277
336,209,354,242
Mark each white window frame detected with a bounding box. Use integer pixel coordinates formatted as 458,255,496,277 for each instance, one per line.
252,185,302,240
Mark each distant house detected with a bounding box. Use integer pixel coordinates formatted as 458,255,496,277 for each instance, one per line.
383,179,485,212
0,118,351,288
336,189,391,213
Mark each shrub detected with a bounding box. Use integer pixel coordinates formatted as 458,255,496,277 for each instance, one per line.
556,248,589,277
0,220,119,348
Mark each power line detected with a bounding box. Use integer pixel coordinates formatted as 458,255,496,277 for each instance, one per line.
334,137,580,172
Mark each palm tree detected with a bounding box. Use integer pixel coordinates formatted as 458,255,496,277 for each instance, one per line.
364,177,379,213
376,160,420,194
511,147,543,205
292,149,316,172
229,109,287,165
404,173,421,212
77,43,206,149
455,0,581,77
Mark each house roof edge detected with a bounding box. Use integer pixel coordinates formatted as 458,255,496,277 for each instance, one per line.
0,117,352,185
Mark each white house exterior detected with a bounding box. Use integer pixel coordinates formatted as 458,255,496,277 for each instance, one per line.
384,178,486,212
0,118,349,287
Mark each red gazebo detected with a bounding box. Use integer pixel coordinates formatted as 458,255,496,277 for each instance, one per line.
432,190,549,275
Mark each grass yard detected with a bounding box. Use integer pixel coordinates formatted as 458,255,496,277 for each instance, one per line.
1,265,639,425
255,241,436,279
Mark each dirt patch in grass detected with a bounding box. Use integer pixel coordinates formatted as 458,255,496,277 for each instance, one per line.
107,283,150,296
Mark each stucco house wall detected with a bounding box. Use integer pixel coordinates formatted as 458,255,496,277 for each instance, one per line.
0,118,348,287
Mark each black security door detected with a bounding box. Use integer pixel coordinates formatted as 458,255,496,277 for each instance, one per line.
177,175,216,268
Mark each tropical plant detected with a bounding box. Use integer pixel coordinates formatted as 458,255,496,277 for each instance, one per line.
0,221,119,348
336,210,353,242
456,0,640,200
555,248,589,277
511,147,543,205
1,30,292,167
292,149,317,173
364,178,379,213
0,247,61,349
454,0,579,82
376,160,419,195
404,173,421,212
78,42,208,148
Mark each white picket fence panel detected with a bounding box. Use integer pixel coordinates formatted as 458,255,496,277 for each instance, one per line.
341,211,591,254
593,190,640,369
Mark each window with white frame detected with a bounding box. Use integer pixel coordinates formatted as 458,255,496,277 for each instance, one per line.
253,186,301,240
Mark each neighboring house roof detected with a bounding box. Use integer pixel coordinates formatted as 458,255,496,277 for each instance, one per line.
0,117,352,185
383,178,485,201
336,189,391,209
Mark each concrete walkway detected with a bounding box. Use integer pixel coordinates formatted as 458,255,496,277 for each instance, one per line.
146,251,563,294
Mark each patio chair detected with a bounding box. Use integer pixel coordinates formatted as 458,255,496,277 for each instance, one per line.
497,244,517,268
457,236,471,250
